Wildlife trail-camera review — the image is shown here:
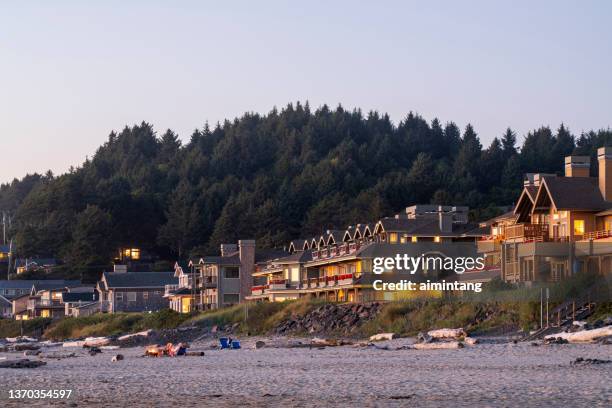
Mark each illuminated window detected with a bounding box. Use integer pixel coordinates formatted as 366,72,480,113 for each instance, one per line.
131,248,140,260
41,309,50,318
400,235,407,243
389,233,398,243
573,220,585,236
0,253,5,259
411,236,418,243
123,249,131,257
434,236,441,243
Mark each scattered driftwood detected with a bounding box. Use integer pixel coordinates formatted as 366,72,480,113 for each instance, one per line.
544,337,569,345
463,337,478,346
185,351,205,356
0,359,47,369
100,346,120,350
369,333,398,342
118,330,152,342
571,357,611,365
413,341,463,350
63,337,110,348
427,328,467,339
13,343,41,351
23,350,41,356
5,336,37,343
39,352,77,360
544,326,612,343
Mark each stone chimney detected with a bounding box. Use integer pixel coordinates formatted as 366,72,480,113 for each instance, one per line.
238,240,256,302
565,155,590,178
220,243,237,256
598,147,612,201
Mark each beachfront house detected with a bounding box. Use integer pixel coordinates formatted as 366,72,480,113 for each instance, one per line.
247,205,487,303
97,271,177,313
165,262,200,313
478,148,612,282
195,241,286,310
25,281,83,319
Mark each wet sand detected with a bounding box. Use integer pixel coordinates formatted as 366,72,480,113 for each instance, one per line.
1,337,610,407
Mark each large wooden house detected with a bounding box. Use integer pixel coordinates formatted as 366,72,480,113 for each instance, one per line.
479,147,612,282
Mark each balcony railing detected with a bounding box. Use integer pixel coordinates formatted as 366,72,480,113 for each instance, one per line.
583,229,612,240
28,300,63,308
164,284,179,296
251,285,268,296
505,223,549,241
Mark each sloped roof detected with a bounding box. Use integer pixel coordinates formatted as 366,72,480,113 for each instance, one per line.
62,292,98,303
255,249,288,263
272,250,313,264
0,245,10,253
200,254,240,265
32,280,81,291
376,217,483,237
102,272,177,288
537,177,611,211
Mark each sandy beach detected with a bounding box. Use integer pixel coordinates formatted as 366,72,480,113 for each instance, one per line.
1,337,610,407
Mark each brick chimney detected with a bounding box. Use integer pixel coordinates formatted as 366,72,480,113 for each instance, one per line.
598,147,612,201
238,240,256,301
564,155,590,178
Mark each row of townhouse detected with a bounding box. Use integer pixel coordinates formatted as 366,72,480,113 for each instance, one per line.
163,205,490,312
246,205,488,303
478,147,612,282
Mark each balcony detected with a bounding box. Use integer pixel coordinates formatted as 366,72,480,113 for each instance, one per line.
164,284,179,296
251,285,268,296
348,242,360,253
337,273,355,285
583,229,612,240
505,223,549,242
268,279,289,290
200,276,218,288
28,299,64,309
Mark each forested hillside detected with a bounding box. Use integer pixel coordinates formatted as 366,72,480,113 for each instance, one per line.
1,102,611,278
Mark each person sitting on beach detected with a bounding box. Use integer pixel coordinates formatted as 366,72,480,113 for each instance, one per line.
165,342,175,357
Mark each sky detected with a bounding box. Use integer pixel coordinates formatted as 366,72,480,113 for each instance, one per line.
1,0,611,183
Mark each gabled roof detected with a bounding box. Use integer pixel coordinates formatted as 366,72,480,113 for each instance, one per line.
288,239,306,253
102,272,177,289
533,177,611,212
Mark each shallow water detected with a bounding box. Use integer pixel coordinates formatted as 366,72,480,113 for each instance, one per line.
1,338,610,407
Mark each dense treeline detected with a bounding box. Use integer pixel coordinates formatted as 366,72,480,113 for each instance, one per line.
1,102,611,279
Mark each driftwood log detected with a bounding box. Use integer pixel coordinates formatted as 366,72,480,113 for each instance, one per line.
0,359,47,369
413,341,464,350
369,333,398,342
427,328,467,339
544,326,612,343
